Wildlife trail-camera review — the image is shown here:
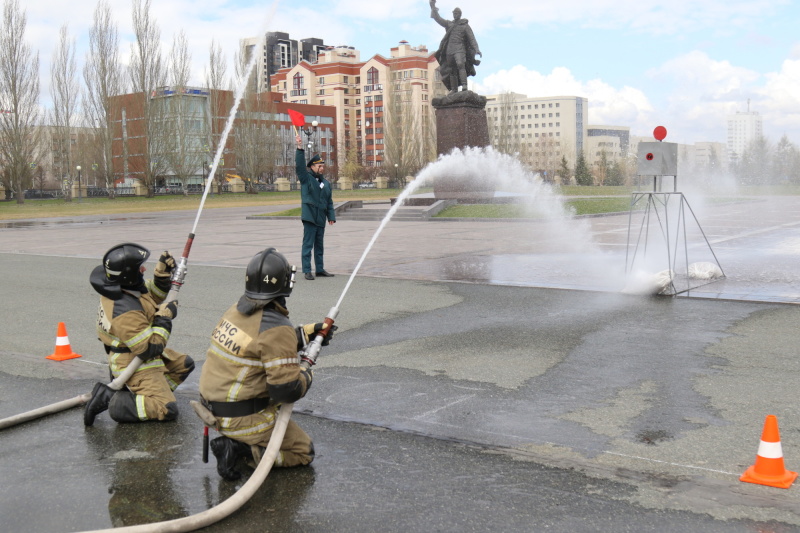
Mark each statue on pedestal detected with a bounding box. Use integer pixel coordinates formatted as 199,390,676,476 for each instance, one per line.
430,1,482,95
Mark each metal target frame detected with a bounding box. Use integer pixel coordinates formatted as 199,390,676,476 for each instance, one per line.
626,138,725,295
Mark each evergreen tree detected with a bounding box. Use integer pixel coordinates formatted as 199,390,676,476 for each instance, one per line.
574,152,592,186
558,155,571,185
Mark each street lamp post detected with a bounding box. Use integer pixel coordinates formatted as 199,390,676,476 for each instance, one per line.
394,163,398,184
302,120,319,152
76,165,82,203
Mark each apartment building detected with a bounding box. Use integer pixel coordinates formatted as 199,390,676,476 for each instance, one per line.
586,125,630,166
240,32,329,93
109,86,335,187
485,93,588,173
727,109,762,162
270,41,445,171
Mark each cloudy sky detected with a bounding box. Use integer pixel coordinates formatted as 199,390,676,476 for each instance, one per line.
25,0,800,145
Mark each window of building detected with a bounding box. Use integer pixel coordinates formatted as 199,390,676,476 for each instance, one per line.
293,73,304,90
320,100,325,106
367,66,379,85
319,77,325,85
343,75,349,84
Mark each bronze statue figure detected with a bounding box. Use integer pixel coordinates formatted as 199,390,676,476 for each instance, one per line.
430,0,482,94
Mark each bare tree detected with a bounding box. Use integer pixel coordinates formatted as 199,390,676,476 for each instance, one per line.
50,24,80,201
203,39,227,191
84,0,124,199
0,0,41,203
163,30,204,195
128,0,167,196
488,92,522,157
232,50,276,192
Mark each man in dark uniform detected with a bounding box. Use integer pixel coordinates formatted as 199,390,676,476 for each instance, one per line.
198,247,334,480
85,243,194,425
296,134,336,281
430,0,482,94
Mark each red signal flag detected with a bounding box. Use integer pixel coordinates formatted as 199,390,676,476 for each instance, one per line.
288,109,306,127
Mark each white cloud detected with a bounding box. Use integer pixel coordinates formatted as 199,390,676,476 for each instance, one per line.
474,65,655,134
758,58,800,136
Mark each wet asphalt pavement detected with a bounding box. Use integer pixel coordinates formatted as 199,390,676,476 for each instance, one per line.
2,197,800,532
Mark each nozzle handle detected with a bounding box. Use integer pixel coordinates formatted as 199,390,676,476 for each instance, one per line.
300,307,338,369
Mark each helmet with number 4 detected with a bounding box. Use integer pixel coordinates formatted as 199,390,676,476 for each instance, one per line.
244,247,296,300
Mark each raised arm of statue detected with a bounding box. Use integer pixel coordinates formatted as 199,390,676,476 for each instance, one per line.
430,1,448,27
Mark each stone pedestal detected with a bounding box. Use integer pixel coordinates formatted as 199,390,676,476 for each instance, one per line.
229,178,245,193
134,182,148,196
375,176,389,189
275,178,291,192
338,177,353,190
71,183,85,200
433,92,493,200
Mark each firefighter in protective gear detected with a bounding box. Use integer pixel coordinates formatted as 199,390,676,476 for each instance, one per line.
198,247,334,480
85,243,195,425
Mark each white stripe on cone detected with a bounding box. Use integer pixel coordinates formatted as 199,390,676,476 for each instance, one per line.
756,440,783,460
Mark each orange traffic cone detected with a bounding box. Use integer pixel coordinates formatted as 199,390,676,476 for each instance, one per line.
46,322,82,361
740,414,797,489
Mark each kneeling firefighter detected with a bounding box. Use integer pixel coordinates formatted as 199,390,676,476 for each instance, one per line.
85,243,195,425
198,247,335,480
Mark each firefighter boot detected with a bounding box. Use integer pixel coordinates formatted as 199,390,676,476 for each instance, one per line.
84,382,116,426
210,436,253,481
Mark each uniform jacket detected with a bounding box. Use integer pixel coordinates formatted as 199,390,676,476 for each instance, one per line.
198,297,310,407
296,149,335,227
95,278,171,376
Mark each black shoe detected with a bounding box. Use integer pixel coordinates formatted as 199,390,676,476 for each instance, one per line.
84,382,115,426
315,271,334,277
304,272,314,280
210,437,252,481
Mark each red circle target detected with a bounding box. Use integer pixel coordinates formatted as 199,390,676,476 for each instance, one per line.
646,153,654,161
653,126,667,141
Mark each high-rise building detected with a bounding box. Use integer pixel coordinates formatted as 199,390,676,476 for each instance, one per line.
727,107,762,163
240,32,329,93
485,93,588,175
271,41,445,171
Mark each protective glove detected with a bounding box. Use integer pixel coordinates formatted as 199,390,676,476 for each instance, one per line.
300,368,313,389
297,322,336,349
154,251,176,278
156,300,179,320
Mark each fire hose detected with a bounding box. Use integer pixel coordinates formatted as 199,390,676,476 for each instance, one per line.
74,307,338,533
0,236,193,432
